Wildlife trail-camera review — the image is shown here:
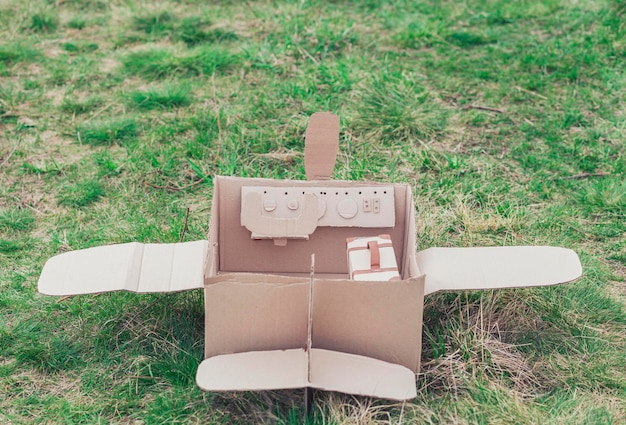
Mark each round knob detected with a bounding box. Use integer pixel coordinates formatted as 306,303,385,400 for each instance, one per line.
337,199,358,219
288,200,299,210
317,198,327,219
263,199,277,212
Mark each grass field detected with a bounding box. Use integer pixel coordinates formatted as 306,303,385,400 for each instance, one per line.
1,0,625,423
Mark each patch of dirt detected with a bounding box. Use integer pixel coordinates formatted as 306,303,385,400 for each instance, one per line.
607,263,626,306
44,88,65,107
100,57,121,74
43,46,63,59
255,148,300,163
41,131,85,163
25,63,43,77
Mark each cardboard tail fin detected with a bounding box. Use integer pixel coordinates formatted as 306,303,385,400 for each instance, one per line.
417,246,582,295
304,112,340,180
38,240,209,295
195,348,416,401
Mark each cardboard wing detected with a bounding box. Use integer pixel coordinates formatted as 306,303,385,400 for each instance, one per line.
38,240,209,295
417,246,583,295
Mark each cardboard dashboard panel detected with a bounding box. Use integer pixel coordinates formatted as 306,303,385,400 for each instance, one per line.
216,176,410,274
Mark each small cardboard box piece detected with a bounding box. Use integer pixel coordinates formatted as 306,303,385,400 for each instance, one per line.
38,113,583,401
346,234,401,281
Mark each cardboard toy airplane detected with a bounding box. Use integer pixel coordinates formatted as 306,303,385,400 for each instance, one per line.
38,113,583,401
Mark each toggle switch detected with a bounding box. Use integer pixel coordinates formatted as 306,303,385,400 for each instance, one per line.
363,198,372,212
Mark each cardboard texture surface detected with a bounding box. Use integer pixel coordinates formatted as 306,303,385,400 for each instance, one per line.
196,348,416,400
309,349,416,400
38,240,208,295
418,246,583,295
203,274,310,358
203,273,424,373
196,349,309,391
311,278,423,372
304,112,340,180
36,111,583,402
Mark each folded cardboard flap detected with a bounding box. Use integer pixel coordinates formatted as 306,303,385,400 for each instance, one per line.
311,277,424,373
204,274,311,358
417,246,583,295
195,348,416,401
38,240,209,295
309,348,417,401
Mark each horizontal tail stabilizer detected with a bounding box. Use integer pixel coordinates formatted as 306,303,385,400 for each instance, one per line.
196,348,416,401
196,349,309,392
309,348,416,400
417,246,582,295
38,240,209,296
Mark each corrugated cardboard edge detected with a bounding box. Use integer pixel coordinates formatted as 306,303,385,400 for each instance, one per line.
205,182,220,279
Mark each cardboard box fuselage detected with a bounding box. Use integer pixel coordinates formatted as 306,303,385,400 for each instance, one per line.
205,176,424,374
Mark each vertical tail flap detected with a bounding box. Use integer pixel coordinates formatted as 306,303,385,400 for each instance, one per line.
304,112,340,180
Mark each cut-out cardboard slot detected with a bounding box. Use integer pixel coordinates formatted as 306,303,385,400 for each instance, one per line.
37,112,583,401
